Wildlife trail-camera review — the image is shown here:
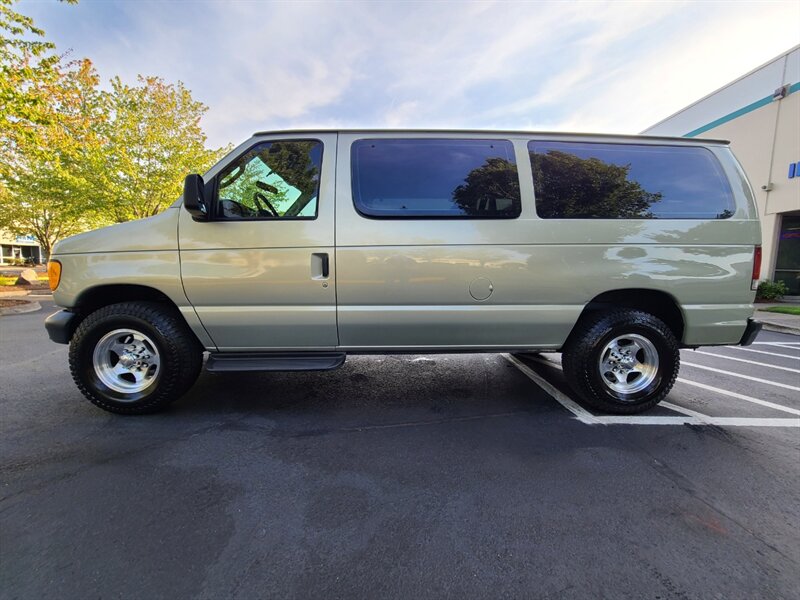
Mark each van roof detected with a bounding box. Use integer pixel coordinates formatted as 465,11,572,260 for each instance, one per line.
250,128,730,145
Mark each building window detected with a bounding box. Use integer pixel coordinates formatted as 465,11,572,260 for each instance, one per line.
775,214,800,296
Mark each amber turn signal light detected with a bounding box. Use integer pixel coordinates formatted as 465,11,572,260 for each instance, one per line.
47,260,62,291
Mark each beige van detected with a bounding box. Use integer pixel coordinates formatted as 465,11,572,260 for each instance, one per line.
45,130,762,415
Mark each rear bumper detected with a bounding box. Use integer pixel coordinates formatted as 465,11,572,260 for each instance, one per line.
44,310,79,344
738,318,762,346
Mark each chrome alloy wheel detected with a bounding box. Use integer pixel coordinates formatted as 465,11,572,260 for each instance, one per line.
92,329,160,395
598,333,659,397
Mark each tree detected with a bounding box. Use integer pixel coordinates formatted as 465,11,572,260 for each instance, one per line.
0,0,228,256
453,158,521,216
531,151,660,218
0,0,103,258
100,76,229,222
0,57,108,258
1,0,59,166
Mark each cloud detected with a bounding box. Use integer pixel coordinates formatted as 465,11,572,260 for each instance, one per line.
544,2,800,134
21,0,800,147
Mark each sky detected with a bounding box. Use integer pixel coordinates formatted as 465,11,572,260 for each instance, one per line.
20,0,800,150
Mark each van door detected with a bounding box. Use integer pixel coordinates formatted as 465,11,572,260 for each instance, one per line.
334,133,575,350
179,134,338,351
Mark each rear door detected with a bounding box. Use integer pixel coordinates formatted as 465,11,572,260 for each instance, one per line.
179,133,338,351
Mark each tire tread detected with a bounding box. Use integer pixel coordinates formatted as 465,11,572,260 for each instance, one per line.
562,310,680,414
69,302,202,415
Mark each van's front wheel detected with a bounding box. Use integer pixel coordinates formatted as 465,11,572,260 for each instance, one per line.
562,310,680,414
69,302,203,415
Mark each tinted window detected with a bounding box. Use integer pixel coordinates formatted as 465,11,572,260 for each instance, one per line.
352,139,521,218
529,141,735,219
217,140,322,220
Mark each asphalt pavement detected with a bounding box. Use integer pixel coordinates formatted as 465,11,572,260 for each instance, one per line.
1,299,799,599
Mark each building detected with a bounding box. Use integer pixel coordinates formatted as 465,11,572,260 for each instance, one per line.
644,46,800,295
0,229,44,265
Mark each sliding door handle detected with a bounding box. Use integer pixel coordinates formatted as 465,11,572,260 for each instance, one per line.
321,253,329,277
311,253,329,280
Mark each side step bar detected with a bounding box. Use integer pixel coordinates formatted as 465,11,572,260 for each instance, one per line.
205,352,346,373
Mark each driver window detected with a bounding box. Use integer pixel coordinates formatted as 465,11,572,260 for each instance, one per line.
216,140,323,220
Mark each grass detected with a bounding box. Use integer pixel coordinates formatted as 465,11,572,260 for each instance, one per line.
759,306,800,316
0,275,48,286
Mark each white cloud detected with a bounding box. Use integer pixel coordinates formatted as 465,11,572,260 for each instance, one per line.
22,0,800,147
544,2,800,134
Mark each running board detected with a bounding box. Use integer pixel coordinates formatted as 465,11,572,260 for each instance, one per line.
205,352,346,373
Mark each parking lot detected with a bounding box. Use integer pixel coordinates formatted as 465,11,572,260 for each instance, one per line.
2,299,799,599
510,337,800,427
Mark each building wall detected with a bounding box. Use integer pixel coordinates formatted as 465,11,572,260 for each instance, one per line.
644,46,800,294
0,230,44,265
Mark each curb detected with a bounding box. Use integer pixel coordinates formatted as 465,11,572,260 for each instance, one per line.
760,321,800,336
0,290,32,298
0,300,41,316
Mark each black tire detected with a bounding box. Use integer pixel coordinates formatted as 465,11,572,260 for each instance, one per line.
562,310,680,414
69,302,203,415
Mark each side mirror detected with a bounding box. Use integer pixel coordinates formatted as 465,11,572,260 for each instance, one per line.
183,174,208,220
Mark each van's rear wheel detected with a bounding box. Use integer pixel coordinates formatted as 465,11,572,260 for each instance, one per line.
69,302,203,415
562,310,679,414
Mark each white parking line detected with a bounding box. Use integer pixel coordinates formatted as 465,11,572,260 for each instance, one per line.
661,401,712,421
691,350,800,374
682,361,800,392
506,354,800,427
592,416,799,427
752,342,800,351
529,353,800,416
503,354,599,425
725,346,800,360
773,344,800,350
675,379,800,416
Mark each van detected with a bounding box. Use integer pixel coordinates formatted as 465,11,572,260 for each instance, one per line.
44,130,762,415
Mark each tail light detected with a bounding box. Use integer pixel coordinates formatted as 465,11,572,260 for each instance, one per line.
751,246,762,291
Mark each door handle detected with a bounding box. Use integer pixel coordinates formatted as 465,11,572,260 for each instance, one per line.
311,253,329,280
321,253,329,278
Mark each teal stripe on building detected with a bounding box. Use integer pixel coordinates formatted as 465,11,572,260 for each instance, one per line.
685,81,800,138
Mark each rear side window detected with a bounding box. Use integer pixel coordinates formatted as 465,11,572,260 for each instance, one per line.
352,139,521,218
529,141,735,219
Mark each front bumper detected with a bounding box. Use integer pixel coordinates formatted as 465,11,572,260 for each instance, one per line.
738,318,762,346
44,310,79,344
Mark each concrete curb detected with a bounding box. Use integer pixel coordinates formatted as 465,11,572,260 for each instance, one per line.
0,300,41,316
760,321,800,336
0,290,32,298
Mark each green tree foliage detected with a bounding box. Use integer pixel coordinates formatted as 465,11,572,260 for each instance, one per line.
452,158,520,216
0,0,59,166
0,58,107,258
0,0,227,255
531,151,660,218
101,76,228,222
0,0,78,157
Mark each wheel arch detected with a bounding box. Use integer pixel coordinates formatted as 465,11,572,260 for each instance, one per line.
64,284,204,347
568,288,686,347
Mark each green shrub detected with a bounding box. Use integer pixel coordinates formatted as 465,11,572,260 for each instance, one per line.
756,280,788,301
